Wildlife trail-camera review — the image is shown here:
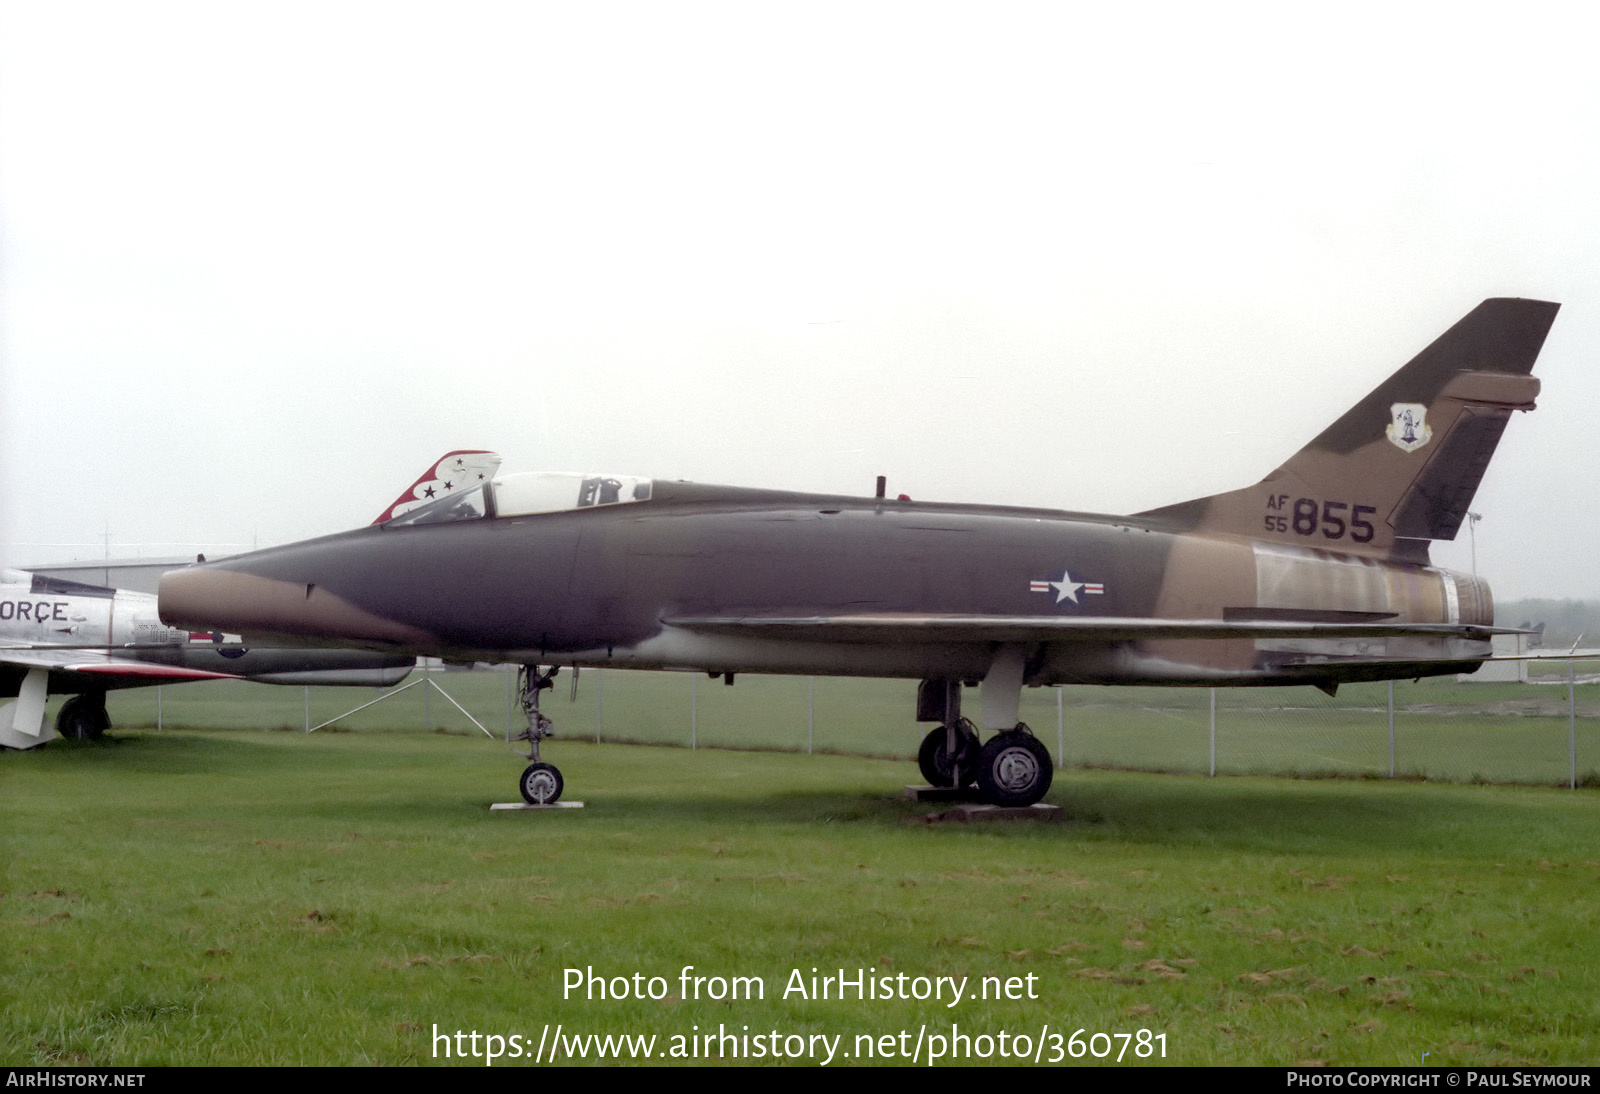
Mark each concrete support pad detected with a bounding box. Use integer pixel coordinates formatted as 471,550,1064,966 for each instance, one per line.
921,802,1061,823
490,801,586,811
903,785,984,802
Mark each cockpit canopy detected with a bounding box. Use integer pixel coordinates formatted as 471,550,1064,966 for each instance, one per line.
385,472,653,527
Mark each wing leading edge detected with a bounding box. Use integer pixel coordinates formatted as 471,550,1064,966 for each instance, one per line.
663,614,1511,644
0,646,242,682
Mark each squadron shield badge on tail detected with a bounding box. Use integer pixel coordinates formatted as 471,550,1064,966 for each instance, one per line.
1386,403,1432,452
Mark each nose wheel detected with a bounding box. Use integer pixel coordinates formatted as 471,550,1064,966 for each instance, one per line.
519,761,564,805
512,665,564,804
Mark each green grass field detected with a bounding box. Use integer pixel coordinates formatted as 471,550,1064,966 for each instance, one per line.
5,678,1600,1066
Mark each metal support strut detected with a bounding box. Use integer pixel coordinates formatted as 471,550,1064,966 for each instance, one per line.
512,664,559,761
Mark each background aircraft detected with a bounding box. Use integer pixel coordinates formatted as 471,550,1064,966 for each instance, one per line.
2,450,502,749
0,566,417,748
159,300,1559,806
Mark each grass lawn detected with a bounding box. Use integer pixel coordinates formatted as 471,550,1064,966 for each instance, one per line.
5,727,1598,1066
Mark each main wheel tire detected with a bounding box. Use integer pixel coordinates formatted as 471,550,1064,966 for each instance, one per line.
56,696,109,741
917,721,979,787
975,730,1053,807
519,762,564,805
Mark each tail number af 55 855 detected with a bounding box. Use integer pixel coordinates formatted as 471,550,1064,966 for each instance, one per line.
1264,496,1377,543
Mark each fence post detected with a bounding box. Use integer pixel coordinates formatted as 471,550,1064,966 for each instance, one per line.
807,676,814,754
596,667,603,744
1570,659,1577,791
1209,688,1216,777
1388,680,1395,778
1057,687,1064,766
691,673,697,750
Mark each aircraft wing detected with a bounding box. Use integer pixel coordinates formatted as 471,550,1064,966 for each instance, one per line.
0,646,240,682
0,648,241,748
663,614,1509,644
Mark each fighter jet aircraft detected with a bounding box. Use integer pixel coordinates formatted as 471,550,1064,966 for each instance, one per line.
159,299,1560,807
1,450,503,749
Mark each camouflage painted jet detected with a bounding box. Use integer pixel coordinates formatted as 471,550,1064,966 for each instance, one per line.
158,299,1560,807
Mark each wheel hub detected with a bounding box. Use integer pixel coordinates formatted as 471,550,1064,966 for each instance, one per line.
525,770,558,803
992,745,1040,791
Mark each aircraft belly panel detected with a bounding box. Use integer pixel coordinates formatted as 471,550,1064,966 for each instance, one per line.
175,647,414,676
564,628,997,679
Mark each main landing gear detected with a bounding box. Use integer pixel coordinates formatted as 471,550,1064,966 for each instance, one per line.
512,666,564,804
917,718,979,788
56,693,111,741
915,677,1054,807
973,727,1053,807
916,722,1053,806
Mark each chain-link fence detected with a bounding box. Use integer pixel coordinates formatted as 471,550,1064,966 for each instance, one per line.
113,662,1600,789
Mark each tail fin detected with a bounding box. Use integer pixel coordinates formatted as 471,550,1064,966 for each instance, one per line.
1139,298,1559,559
372,450,503,524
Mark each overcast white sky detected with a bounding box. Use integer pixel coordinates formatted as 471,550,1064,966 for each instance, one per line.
2,1,1596,599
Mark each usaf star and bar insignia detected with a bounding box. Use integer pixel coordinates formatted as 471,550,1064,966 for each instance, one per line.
1027,569,1105,606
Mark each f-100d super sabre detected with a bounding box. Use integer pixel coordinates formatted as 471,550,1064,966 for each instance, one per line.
159,298,1560,807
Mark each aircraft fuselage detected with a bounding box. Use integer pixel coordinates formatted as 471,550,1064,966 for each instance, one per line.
157,480,1490,690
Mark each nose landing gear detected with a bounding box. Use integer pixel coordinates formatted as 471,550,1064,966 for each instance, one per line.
512,665,563,804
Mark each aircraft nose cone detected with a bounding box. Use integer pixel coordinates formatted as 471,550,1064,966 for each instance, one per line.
160,566,287,635
158,564,433,650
